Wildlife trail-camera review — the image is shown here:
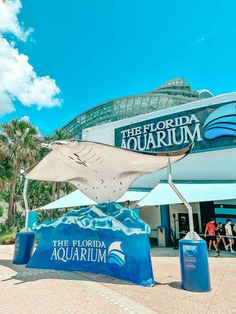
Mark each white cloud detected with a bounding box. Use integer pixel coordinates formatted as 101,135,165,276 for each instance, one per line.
0,0,32,41
19,76,61,108
179,33,215,54
20,115,29,122
0,89,15,116
0,0,61,117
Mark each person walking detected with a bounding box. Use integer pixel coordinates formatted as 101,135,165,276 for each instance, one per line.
225,219,236,253
216,222,227,251
233,222,236,236
204,218,219,254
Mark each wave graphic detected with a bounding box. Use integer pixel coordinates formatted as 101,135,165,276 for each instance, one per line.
34,203,150,236
203,103,236,140
107,241,125,267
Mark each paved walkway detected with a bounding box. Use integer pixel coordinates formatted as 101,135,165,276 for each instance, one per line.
1,245,236,314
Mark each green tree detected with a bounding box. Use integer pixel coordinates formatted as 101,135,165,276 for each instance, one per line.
0,119,40,225
0,158,13,195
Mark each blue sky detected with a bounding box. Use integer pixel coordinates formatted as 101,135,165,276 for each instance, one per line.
1,0,236,135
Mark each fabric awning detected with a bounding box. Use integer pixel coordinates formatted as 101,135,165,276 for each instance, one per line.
138,181,236,206
40,188,150,210
24,141,190,204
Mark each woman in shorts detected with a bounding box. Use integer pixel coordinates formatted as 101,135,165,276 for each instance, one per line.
216,222,227,250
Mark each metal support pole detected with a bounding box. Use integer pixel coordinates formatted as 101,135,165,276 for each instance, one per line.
23,178,29,232
167,159,194,240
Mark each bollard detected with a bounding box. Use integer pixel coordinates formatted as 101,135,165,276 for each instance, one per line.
13,232,35,264
179,239,211,292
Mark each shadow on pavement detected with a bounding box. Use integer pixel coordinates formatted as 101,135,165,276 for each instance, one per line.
0,258,198,292
168,281,182,290
0,259,134,286
0,259,62,285
154,280,182,290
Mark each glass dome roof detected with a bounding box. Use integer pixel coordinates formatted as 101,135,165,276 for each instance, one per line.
63,78,213,139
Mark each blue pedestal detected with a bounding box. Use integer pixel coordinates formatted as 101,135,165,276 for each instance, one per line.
28,211,38,231
179,239,211,292
13,232,35,264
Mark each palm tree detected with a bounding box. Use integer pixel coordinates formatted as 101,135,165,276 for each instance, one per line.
0,159,12,192
0,119,40,225
0,134,10,191
51,129,72,143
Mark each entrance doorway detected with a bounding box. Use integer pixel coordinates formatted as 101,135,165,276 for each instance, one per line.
200,201,215,232
178,213,200,237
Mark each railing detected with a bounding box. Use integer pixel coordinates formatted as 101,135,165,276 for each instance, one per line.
179,232,236,239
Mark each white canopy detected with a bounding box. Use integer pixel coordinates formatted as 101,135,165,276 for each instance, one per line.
25,141,190,203
40,188,149,210
138,181,236,206
41,181,236,210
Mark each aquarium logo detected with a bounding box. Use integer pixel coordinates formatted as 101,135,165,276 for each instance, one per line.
107,241,126,267
203,103,236,140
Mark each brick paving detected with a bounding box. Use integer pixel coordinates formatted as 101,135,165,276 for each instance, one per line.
1,245,236,314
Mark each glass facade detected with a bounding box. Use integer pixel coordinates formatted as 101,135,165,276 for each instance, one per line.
62,78,213,139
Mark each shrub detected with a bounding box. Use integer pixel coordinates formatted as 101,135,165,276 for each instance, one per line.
0,205,4,217
12,211,25,230
0,228,16,245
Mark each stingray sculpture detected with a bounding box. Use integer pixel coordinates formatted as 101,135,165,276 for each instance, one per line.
24,140,191,203
20,141,194,286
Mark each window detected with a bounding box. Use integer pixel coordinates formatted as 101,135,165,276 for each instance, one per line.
133,97,142,114
119,99,127,114
126,98,134,114
158,96,168,109
149,96,159,110
140,97,150,113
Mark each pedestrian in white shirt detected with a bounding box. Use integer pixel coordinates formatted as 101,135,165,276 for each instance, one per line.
233,222,236,235
225,219,236,253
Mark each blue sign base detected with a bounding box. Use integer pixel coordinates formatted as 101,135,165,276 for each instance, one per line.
179,239,211,292
27,203,155,286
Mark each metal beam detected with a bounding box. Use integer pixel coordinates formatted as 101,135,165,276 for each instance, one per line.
23,178,29,232
167,159,194,240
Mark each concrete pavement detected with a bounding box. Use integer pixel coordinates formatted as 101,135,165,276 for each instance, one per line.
1,245,236,314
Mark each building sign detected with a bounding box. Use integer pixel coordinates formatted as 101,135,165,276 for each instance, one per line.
115,102,236,153
27,203,154,286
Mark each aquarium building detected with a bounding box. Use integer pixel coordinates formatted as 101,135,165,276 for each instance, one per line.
62,78,236,245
